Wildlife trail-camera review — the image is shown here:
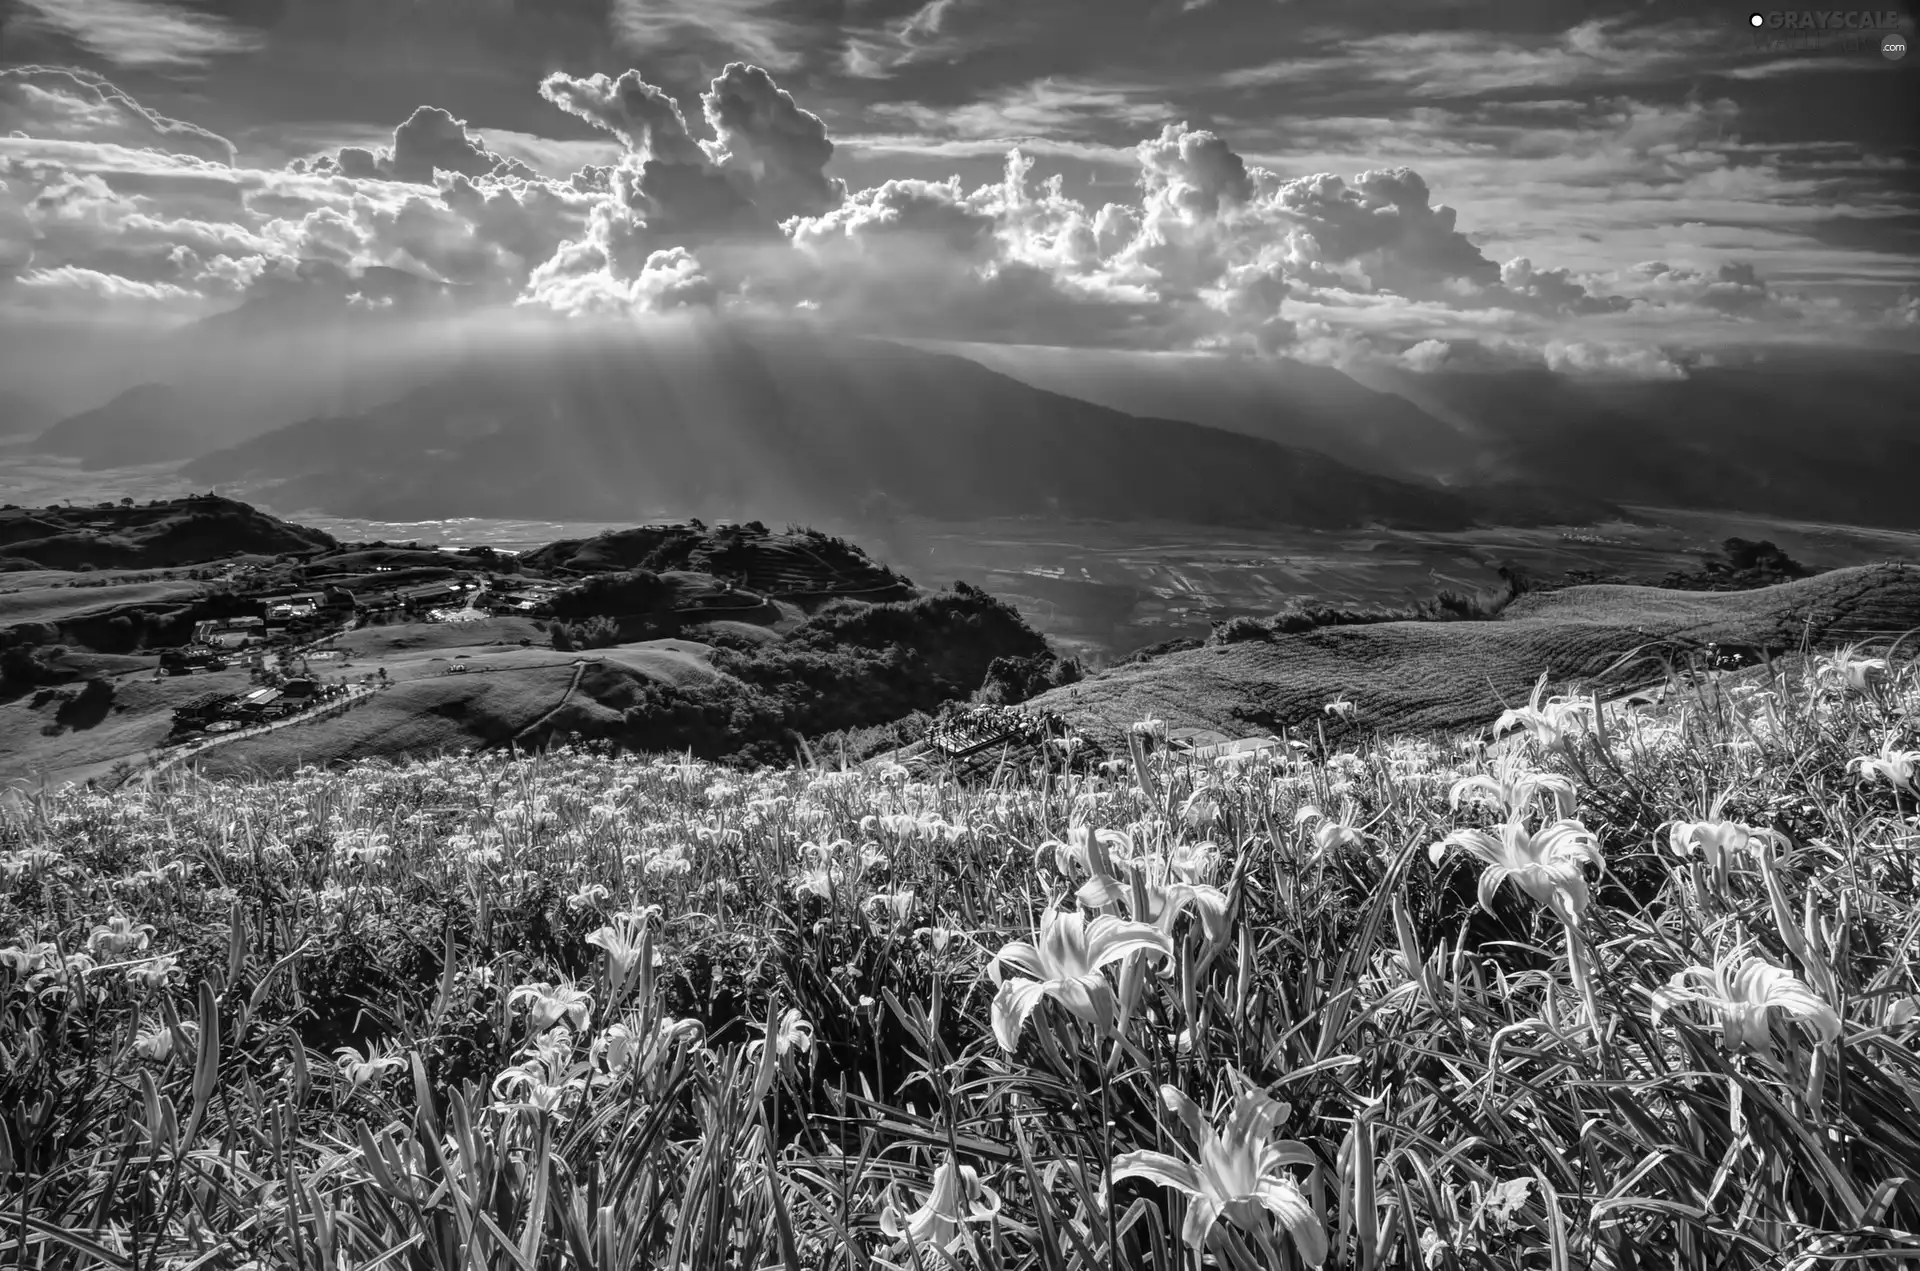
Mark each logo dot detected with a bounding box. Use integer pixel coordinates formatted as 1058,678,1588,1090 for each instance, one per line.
1749,11,1765,26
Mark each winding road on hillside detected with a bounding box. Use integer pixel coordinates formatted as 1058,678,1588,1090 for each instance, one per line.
135,685,383,789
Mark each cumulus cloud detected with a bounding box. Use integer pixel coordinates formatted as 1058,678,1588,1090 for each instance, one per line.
1495,257,1631,316
298,106,537,185
0,57,1907,367
697,64,845,222
0,86,598,323
1616,260,1773,315
1393,333,1685,379
524,63,847,311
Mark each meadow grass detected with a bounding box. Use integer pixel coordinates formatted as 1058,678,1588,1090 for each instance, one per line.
1,641,1917,1269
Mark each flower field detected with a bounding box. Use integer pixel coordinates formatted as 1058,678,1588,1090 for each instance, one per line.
3,643,1918,1269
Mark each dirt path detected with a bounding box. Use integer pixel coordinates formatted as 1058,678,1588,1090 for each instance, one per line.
505,658,588,749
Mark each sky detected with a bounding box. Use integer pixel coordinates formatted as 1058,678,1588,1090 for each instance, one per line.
1,0,1916,380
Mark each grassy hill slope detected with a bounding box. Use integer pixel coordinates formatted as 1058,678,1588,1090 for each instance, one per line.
1027,563,1920,748
191,640,734,778
0,495,336,570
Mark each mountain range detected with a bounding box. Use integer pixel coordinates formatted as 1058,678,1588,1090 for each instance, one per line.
20,262,1920,534
176,319,1495,531
941,342,1920,529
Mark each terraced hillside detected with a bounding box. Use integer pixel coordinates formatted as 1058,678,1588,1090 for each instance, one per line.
1026,563,1920,748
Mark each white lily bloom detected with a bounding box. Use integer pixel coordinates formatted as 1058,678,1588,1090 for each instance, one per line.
1448,751,1577,821
879,1155,1003,1257
1113,1073,1326,1265
1849,738,1920,795
1493,672,1597,753
508,979,594,1034
988,907,1172,1051
1428,815,1604,926
1664,796,1784,875
1650,948,1842,1052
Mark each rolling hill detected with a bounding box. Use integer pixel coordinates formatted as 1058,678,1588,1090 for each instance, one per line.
1024,563,1920,749
0,496,337,571
178,319,1514,533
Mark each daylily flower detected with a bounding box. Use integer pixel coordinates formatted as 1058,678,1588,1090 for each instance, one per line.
1324,700,1356,721
493,1029,588,1116
134,1018,194,1062
746,1007,815,1066
1849,738,1920,796
566,882,612,913
866,887,916,927
1125,848,1232,949
88,915,154,960
1113,1073,1327,1265
1294,802,1368,858
1650,948,1842,1053
1664,795,1785,875
1040,824,1135,909
0,942,56,979
593,1014,702,1078
1130,716,1168,742
747,1007,815,1099
1819,644,1889,695
1180,785,1222,830
586,913,657,1002
1448,751,1577,821
988,907,1172,1051
334,1040,408,1089
1428,815,1605,926
1493,672,1597,753
879,1154,1004,1258
125,954,182,991
508,979,594,1034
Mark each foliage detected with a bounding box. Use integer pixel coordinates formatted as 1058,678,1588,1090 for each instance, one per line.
550,570,672,622
1210,580,1524,645
3,641,1919,1269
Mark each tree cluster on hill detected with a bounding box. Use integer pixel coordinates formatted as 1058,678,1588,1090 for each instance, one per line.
0,644,67,698
549,569,672,621
1510,538,1819,596
1208,578,1524,645
601,583,1073,764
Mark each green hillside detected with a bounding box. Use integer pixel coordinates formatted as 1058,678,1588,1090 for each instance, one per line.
1029,563,1920,748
